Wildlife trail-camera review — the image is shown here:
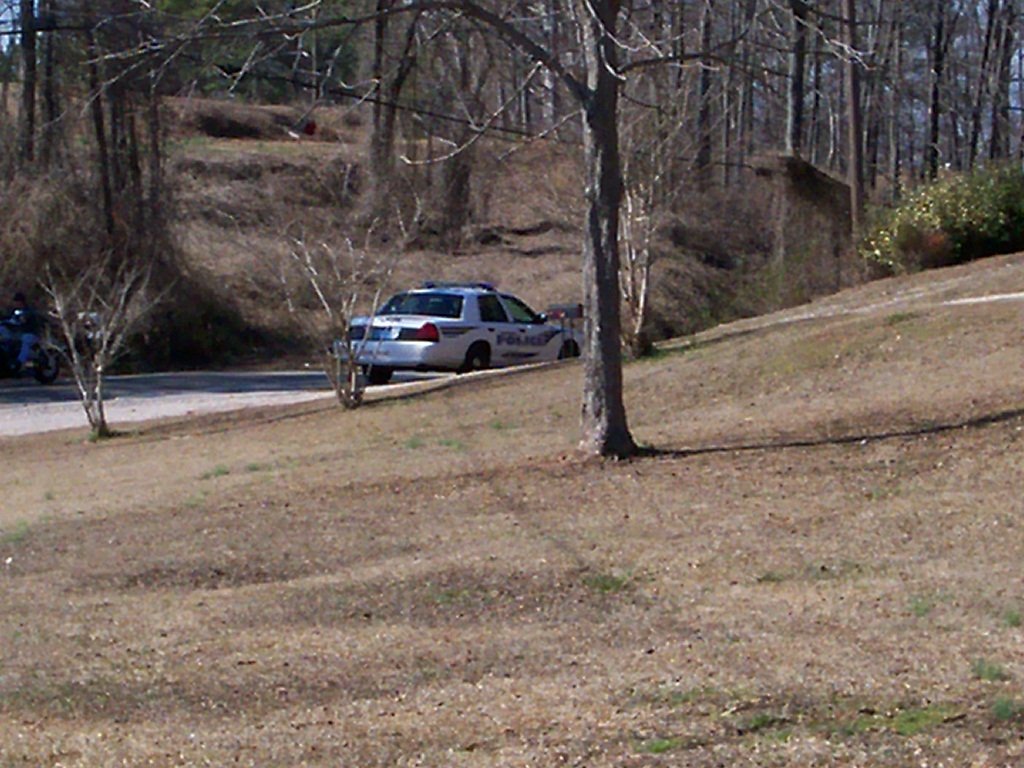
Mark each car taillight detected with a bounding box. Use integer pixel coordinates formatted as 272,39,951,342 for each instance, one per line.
414,322,440,342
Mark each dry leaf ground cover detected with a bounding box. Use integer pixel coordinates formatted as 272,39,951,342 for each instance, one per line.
2,256,1023,766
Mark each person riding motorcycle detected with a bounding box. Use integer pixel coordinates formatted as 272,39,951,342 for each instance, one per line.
1,292,42,370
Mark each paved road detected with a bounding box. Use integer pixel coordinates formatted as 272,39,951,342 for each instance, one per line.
0,369,447,437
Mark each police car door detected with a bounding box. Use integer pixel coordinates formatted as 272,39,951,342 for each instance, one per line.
476,293,517,367
498,294,560,363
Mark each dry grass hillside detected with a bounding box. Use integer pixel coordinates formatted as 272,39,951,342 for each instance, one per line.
2,252,1023,765
165,98,781,359
168,99,585,338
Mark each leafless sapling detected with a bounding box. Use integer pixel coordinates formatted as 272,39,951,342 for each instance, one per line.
285,233,395,409
43,256,159,439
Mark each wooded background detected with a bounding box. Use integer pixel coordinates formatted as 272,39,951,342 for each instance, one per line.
2,1,1019,214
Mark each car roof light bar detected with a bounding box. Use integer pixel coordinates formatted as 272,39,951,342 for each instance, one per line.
422,281,496,291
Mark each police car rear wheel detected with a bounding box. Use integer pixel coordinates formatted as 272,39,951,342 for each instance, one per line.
558,340,580,360
365,365,393,386
459,342,490,374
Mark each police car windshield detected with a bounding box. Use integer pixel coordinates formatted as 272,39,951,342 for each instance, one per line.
501,295,543,324
378,292,463,319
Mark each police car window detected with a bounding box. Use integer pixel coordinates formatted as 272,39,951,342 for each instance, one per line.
378,292,463,318
501,295,542,324
477,294,508,323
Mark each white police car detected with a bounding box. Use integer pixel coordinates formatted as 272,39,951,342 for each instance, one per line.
342,283,582,385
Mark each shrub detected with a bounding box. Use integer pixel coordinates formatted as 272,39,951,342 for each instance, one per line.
861,166,1024,274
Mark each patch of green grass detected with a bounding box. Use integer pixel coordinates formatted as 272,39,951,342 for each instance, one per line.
763,559,878,585
43,491,55,502
437,438,467,451
639,737,681,755
909,595,936,617
837,705,960,737
884,311,918,326
405,436,426,450
864,485,895,502
0,521,30,546
584,571,632,594
1003,608,1021,628
184,491,209,509
891,706,959,736
413,658,443,683
244,462,272,473
200,465,231,480
433,587,472,605
488,419,515,431
627,684,723,710
657,685,720,707
972,658,1011,682
631,344,691,364
742,712,789,733
843,712,884,737
992,698,1023,721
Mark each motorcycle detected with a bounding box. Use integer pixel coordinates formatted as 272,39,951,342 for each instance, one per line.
0,323,61,384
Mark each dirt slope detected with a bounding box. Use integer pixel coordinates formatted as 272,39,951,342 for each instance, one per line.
169,103,588,339
167,99,778,353
1,254,1023,766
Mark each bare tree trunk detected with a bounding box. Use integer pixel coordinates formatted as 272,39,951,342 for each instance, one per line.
369,0,395,214
969,0,1000,168
108,84,126,196
696,0,714,188
439,30,478,248
927,3,945,180
515,51,532,132
948,108,963,171
742,0,758,161
368,3,419,219
126,106,144,227
441,147,473,246
147,90,163,224
40,0,57,167
990,0,1016,160
672,3,686,92
862,0,887,191
370,0,391,157
86,27,114,236
577,0,635,459
2,65,9,120
18,0,36,164
786,0,808,155
842,0,864,233
889,7,903,202
810,31,823,165
540,0,560,126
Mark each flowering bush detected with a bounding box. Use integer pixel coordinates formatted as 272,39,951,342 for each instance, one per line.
861,167,1024,274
